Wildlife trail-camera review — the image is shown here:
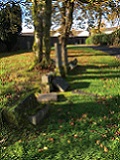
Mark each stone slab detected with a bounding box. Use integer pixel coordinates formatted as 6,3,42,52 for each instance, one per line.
52,76,69,92
28,105,49,125
69,63,77,70
41,84,53,93
41,72,55,84
36,92,58,102
68,58,78,70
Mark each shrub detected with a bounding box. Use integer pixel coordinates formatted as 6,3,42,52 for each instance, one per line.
93,34,110,45
85,36,94,44
86,33,111,46
92,34,101,45
110,29,120,47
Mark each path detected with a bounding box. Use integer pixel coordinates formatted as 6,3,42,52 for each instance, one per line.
89,46,120,59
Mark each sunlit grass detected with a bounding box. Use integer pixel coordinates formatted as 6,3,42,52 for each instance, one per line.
1,46,120,160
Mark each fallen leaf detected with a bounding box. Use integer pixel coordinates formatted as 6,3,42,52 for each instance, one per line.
74,134,78,138
100,143,104,148
43,146,48,150
82,114,87,118
67,140,71,143
48,138,54,142
38,148,44,152
96,140,100,145
70,122,74,126
104,146,108,152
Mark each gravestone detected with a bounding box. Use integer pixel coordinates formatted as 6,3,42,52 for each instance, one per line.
68,58,78,70
41,72,54,84
3,93,51,126
37,92,58,102
41,84,52,93
52,76,69,92
41,72,55,93
28,105,49,125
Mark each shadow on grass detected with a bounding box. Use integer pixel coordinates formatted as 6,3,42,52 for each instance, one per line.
68,65,120,82
69,82,90,91
0,50,32,59
67,45,120,56
89,46,120,56
49,94,120,124
1,95,120,159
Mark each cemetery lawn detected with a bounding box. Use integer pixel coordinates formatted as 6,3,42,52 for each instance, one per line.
1,46,120,160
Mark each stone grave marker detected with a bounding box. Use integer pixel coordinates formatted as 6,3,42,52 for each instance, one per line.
36,92,58,102
41,84,52,93
52,76,69,92
41,72,54,84
41,72,55,93
68,58,78,70
28,105,49,125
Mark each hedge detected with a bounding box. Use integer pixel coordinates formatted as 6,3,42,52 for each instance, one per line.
86,28,120,46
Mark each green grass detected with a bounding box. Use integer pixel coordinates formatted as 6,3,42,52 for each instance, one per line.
1,46,120,160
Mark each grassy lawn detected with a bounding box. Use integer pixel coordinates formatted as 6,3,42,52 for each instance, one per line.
1,46,120,160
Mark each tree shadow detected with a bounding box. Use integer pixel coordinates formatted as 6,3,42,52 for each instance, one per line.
69,82,90,90
89,46,120,56
68,45,120,58
68,53,109,58
0,50,32,59
68,65,120,83
49,94,120,124
2,94,119,158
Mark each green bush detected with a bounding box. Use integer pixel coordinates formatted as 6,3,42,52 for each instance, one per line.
92,34,101,45
85,36,94,44
110,29,120,46
86,33,112,46
93,34,110,45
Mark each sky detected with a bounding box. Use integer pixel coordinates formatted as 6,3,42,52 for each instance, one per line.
22,23,34,33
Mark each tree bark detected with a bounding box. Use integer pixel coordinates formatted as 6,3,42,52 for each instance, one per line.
97,9,102,33
32,0,43,63
43,0,52,62
59,1,74,75
32,0,52,67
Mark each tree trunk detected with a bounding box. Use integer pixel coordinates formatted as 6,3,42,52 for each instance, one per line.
97,9,102,33
33,30,43,62
32,0,43,63
59,1,74,76
32,0,52,67
60,36,68,74
43,0,52,62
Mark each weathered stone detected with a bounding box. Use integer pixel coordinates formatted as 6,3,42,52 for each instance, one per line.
28,105,49,125
41,84,52,93
41,72,54,84
69,63,77,70
52,76,69,92
2,92,51,126
68,58,78,70
36,92,58,102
